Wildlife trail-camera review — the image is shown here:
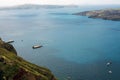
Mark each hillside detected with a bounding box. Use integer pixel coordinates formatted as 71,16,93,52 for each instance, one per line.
73,9,120,21
0,38,56,80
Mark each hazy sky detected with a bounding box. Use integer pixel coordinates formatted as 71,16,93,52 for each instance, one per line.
0,0,119,7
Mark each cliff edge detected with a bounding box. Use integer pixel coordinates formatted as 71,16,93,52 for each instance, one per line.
0,38,56,80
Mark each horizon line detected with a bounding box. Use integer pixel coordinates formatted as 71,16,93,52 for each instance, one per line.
0,3,120,8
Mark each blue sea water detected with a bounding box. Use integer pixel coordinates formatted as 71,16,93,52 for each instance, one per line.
0,5,120,80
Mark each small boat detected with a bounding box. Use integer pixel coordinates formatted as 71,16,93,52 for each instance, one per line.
6,40,14,43
32,45,43,49
108,70,112,74
106,62,112,66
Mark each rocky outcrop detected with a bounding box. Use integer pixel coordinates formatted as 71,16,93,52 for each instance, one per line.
0,38,57,80
0,38,17,55
73,9,120,21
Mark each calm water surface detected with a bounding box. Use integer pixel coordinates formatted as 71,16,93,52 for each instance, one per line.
0,5,120,80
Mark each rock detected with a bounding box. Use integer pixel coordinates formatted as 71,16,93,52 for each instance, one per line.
0,39,17,55
0,57,4,62
0,38,4,44
2,43,17,55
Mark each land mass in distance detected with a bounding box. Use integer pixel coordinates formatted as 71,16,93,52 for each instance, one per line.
73,9,120,21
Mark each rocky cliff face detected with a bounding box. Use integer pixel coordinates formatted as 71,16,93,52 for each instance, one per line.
0,38,57,80
73,9,120,21
0,38,17,55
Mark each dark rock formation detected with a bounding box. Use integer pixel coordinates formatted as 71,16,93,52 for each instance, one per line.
0,38,17,55
0,38,57,80
73,9,120,21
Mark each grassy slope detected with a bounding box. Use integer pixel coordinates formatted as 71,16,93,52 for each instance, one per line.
0,40,56,80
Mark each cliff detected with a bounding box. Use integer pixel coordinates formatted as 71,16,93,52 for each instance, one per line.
73,9,120,21
0,38,56,80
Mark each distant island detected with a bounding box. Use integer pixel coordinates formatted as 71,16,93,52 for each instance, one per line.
0,38,56,80
0,4,78,10
73,9,120,21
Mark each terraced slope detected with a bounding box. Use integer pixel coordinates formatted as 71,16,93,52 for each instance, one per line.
0,38,56,80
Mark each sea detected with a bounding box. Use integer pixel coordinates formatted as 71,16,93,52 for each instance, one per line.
0,5,120,80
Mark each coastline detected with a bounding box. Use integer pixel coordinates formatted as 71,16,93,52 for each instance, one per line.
73,9,120,21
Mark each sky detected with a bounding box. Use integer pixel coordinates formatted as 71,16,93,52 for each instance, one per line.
0,0,119,7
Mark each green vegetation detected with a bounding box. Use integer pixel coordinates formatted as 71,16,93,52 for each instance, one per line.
0,38,56,80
